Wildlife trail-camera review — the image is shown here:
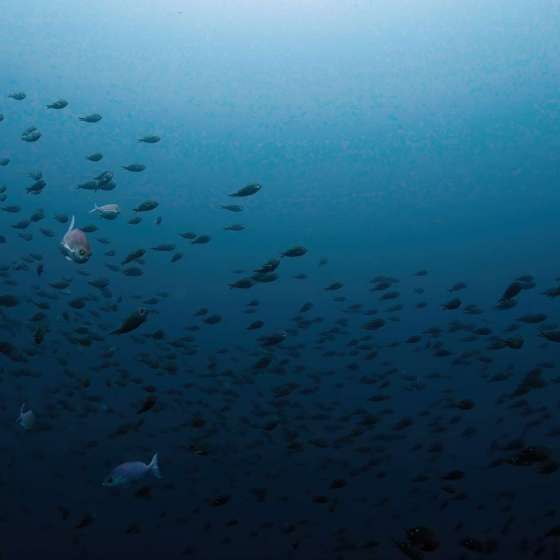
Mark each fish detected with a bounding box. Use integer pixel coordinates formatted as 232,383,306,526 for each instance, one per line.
229,183,262,197
192,235,211,244
122,249,146,265
46,98,68,109
133,200,159,212
60,216,92,264
26,179,46,195
138,135,160,143
16,403,35,430
282,246,307,257
111,308,148,334
21,126,41,142
151,243,175,252
79,113,102,123
500,281,523,302
102,453,161,486
122,163,146,172
89,203,120,218
86,152,103,162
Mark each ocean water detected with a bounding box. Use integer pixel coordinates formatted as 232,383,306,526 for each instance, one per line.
1,1,560,558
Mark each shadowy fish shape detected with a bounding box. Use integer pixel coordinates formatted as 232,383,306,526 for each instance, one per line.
229,183,261,197
79,113,102,123
111,308,148,335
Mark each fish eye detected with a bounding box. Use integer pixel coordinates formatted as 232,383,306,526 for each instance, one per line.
79,249,86,256
138,307,146,316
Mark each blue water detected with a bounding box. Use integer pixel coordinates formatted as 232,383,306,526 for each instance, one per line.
2,1,560,558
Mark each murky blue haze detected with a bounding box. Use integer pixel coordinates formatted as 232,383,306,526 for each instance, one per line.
1,1,560,558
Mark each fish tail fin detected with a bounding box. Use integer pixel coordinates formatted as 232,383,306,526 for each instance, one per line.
89,203,98,214
148,453,161,479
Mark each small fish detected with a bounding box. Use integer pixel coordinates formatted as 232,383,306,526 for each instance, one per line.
86,152,103,162
221,204,243,212
16,403,35,430
151,243,175,252
123,163,146,172
34,324,47,344
122,249,146,265
102,453,161,486
192,235,211,244
79,113,102,123
21,126,41,142
133,200,159,212
26,179,46,195
282,246,307,258
46,99,68,110
89,203,120,219
60,216,92,264
137,395,157,414
255,259,280,274
229,183,261,197
111,308,148,334
138,135,160,143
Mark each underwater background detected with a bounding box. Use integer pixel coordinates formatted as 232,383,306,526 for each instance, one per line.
1,0,560,558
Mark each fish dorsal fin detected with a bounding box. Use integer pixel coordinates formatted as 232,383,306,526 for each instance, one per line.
66,215,76,235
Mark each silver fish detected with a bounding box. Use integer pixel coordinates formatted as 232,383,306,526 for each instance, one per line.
102,453,161,487
89,203,120,218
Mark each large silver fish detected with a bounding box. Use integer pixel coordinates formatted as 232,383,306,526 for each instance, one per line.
102,453,161,487
60,215,91,263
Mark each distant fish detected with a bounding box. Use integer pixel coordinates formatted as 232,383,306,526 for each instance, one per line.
133,200,159,212
111,308,147,334
46,98,68,110
79,113,102,123
21,126,41,142
89,203,120,219
122,163,146,172
138,135,160,144
220,204,243,212
229,183,261,197
86,152,103,162
16,403,35,430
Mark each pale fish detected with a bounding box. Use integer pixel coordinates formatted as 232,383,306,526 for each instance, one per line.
89,203,120,219
103,453,161,487
60,216,92,263
17,403,35,430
